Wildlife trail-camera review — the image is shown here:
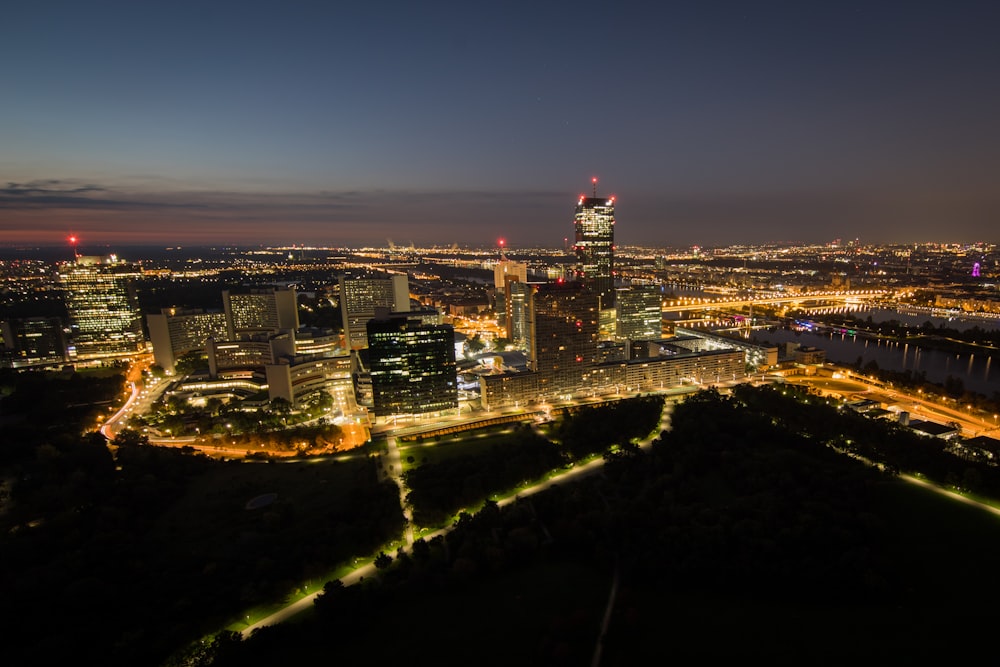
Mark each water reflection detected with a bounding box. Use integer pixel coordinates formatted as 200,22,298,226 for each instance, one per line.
752,327,999,395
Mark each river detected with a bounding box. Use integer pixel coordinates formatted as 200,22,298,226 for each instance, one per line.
750,327,998,396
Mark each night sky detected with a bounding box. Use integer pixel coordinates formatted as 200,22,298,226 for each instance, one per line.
3,1,999,249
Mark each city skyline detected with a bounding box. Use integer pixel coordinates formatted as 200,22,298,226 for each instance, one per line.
3,2,1000,248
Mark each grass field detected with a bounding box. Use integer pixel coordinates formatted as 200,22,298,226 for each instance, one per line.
397,425,525,471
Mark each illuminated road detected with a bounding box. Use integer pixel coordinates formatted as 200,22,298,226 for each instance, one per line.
900,473,1000,517
660,288,892,314
382,436,414,546
784,366,999,439
100,380,138,440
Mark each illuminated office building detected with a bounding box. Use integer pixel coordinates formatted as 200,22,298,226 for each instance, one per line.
366,314,457,419
616,286,663,352
574,182,616,308
507,280,538,350
340,273,410,349
207,331,294,376
493,258,528,292
529,281,601,398
222,286,299,339
494,257,528,333
58,255,145,360
266,353,353,405
147,308,228,374
0,317,67,368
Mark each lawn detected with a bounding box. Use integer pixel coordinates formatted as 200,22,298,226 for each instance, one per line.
397,426,526,471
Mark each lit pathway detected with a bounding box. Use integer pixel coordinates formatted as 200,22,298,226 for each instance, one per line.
899,473,1000,518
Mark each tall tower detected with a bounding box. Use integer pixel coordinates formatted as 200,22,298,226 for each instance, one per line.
367,314,457,419
58,254,145,361
493,240,528,339
528,281,600,399
573,178,616,308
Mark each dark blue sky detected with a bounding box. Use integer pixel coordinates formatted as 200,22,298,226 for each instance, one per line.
2,1,999,248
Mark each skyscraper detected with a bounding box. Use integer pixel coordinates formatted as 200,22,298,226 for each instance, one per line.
366,314,457,419
529,281,601,398
58,255,145,361
616,286,663,347
339,273,410,350
494,256,528,337
573,179,616,308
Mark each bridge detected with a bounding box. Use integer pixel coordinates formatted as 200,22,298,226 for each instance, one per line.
661,288,894,315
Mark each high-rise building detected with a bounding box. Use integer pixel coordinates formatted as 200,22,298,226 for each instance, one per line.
58,255,145,361
339,273,410,349
366,314,457,419
494,258,528,291
0,317,68,368
507,280,539,350
573,181,616,308
147,308,228,374
222,286,299,339
529,281,601,398
616,286,663,351
494,257,528,334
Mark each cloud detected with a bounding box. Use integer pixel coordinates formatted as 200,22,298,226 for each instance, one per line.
0,177,574,247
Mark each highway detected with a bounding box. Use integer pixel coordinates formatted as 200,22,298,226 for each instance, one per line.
783,366,1000,439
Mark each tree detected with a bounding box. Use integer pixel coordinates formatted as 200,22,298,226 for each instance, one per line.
111,428,149,448
373,551,393,570
466,333,486,356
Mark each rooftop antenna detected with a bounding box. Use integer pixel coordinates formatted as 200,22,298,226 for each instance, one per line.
68,234,80,260
592,177,597,197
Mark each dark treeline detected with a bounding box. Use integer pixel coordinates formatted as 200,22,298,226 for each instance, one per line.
552,395,666,459
199,385,1000,665
402,396,666,527
1,370,404,667
403,425,564,527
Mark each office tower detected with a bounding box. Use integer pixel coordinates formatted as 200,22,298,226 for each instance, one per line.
507,280,537,350
339,273,410,349
222,286,299,339
494,258,528,291
573,180,616,308
0,317,67,368
366,314,457,419
529,281,600,398
616,286,663,349
58,254,145,360
494,257,528,335
147,308,228,374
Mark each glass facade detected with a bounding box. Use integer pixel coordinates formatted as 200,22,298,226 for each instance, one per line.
529,281,601,398
616,286,663,346
340,273,410,349
58,255,144,360
367,315,457,418
574,194,615,308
